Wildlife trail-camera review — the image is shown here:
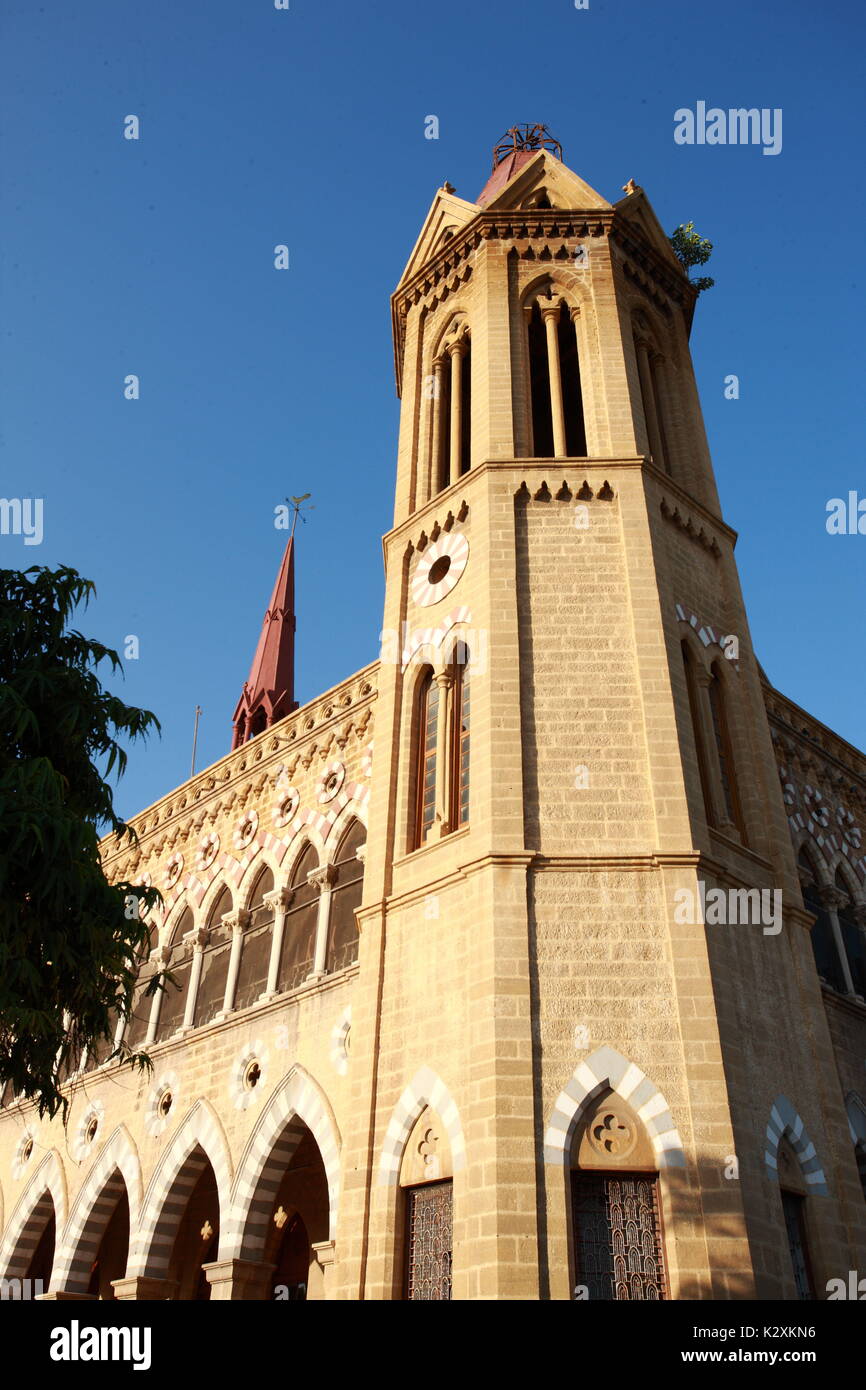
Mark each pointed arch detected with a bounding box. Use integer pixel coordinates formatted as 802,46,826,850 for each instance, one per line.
764,1095,828,1195
128,1099,233,1278
544,1046,686,1168
0,1149,67,1280
326,800,368,859
378,1066,466,1186
51,1125,142,1293
225,1066,342,1256
236,845,282,912
284,824,326,879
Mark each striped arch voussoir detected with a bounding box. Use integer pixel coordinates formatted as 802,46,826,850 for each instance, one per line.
52,1126,143,1293
128,1100,233,1279
543,1046,686,1169
225,1067,342,1256
0,1149,68,1281
764,1096,828,1195
378,1066,466,1186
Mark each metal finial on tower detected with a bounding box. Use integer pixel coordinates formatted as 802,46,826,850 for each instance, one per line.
491,124,562,171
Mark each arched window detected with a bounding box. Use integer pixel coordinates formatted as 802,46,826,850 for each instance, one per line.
327,820,365,973
401,1106,453,1301
569,1089,667,1300
777,1137,815,1299
414,668,439,848
633,328,671,475
798,851,846,993
277,844,319,993
527,297,585,459
124,920,159,1052
450,643,471,830
681,641,713,825
707,662,745,839
194,886,234,1027
234,865,275,1013
154,907,194,1042
435,334,471,490
835,870,866,997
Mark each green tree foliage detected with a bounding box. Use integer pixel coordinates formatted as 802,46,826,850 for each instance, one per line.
669,222,715,294
0,566,162,1118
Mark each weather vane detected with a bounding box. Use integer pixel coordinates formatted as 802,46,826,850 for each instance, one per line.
285,493,314,540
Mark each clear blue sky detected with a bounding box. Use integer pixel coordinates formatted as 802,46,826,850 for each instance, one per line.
2,0,864,820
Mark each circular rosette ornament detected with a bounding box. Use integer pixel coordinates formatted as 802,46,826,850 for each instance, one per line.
233,808,259,851
195,833,220,873
317,761,346,805
411,532,469,608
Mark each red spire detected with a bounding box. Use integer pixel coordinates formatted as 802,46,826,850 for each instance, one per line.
231,539,297,749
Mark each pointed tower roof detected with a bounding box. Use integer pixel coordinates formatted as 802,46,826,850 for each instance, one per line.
231,538,297,749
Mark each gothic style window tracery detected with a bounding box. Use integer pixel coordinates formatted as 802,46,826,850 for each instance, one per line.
193,885,234,1028
569,1090,667,1301
277,844,319,992
526,294,586,459
798,850,866,998
431,325,471,495
154,907,194,1043
326,819,365,973
404,1180,453,1300
414,668,439,848
234,865,275,1012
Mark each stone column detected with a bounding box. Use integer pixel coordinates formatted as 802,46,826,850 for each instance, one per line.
309,863,338,979
429,355,447,498
817,885,856,996
111,1276,178,1301
432,670,454,839
220,910,250,1015
263,886,293,999
183,926,209,1031
636,337,666,471
202,1258,275,1302
540,298,567,458
448,337,469,484
146,944,172,1044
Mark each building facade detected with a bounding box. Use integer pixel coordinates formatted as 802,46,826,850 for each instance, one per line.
2,128,866,1301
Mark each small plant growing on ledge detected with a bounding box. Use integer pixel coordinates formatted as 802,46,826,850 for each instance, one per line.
669,222,715,293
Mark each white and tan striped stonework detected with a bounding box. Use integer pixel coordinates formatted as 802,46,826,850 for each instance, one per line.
1,147,865,1300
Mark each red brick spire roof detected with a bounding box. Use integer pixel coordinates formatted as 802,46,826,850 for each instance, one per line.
231,538,297,749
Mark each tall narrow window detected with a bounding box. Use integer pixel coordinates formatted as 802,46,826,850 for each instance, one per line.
415,669,439,848
798,852,845,993
277,844,319,992
154,907,194,1043
571,1172,666,1300
404,1182,453,1300
778,1136,815,1299
327,819,365,973
450,643,471,829
682,641,713,825
233,866,275,1013
836,871,866,997
458,342,471,476
557,305,586,456
124,921,158,1052
528,302,554,457
193,886,234,1028
708,663,745,838
569,1089,667,1300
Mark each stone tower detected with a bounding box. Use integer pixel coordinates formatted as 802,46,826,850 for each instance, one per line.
2,129,864,1303
335,126,866,1299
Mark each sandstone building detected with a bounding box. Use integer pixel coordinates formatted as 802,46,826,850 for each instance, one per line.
2,127,865,1301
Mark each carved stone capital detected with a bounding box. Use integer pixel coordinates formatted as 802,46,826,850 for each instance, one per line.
816,884,848,913
185,925,210,951
222,909,251,936
307,863,338,893
263,886,294,914
538,295,564,321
